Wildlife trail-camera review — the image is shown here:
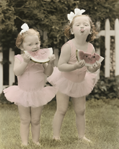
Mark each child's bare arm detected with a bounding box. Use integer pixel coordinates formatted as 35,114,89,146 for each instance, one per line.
43,54,55,76
87,61,101,73
13,54,30,76
58,44,85,72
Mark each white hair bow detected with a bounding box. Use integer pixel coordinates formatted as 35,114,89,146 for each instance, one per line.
20,23,29,35
67,8,85,23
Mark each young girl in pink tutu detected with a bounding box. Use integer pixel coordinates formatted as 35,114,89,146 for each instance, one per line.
47,8,101,142
3,23,56,146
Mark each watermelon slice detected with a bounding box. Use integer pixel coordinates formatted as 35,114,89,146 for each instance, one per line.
76,49,104,66
24,48,53,63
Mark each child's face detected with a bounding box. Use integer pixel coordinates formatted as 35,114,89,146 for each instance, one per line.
21,35,40,52
72,15,91,37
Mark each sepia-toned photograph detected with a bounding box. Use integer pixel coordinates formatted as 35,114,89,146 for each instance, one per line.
0,0,119,148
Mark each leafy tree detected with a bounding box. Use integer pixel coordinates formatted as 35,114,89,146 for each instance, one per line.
0,0,17,48
0,0,118,49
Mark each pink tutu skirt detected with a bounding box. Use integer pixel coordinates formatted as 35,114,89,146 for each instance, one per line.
3,85,57,107
47,67,99,98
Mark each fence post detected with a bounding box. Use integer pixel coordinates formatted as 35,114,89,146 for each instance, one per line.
115,19,119,76
54,48,58,66
0,48,3,93
9,48,15,85
43,31,48,41
105,19,110,77
43,31,59,66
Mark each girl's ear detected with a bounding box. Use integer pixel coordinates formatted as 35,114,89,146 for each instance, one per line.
89,30,92,34
70,29,74,35
19,45,24,51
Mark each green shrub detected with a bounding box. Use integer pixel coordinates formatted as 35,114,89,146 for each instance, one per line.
88,71,119,100
0,92,13,104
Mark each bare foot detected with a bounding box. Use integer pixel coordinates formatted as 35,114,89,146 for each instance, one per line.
53,137,61,141
21,142,28,147
80,136,92,143
33,141,41,146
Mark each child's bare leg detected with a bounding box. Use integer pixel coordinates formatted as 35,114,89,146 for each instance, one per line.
53,92,69,140
31,106,43,145
72,96,90,141
18,105,31,146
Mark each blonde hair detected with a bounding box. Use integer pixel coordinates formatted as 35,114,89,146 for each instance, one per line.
16,29,40,48
64,15,97,42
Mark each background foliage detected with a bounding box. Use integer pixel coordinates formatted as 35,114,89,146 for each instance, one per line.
0,0,119,99
0,0,119,49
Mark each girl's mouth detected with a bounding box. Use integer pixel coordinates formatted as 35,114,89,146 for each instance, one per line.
81,29,85,33
32,49,38,52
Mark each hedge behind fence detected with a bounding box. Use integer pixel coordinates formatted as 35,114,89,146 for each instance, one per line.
0,0,119,49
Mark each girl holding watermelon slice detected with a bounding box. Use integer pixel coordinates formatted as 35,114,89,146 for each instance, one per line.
48,8,103,142
3,24,57,146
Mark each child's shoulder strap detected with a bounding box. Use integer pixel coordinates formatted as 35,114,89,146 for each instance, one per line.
66,39,74,48
87,43,95,54
15,54,23,62
61,39,73,51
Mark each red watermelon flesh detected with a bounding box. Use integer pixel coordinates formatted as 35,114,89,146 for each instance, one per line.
78,50,104,66
25,48,53,63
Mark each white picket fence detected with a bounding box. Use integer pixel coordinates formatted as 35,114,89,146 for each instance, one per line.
0,18,119,93
0,48,59,93
98,18,119,77
0,48,15,93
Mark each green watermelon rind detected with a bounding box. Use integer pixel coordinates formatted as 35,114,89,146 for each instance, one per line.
76,49,80,62
24,48,53,64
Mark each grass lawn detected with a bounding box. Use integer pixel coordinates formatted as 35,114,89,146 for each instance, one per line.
0,98,119,149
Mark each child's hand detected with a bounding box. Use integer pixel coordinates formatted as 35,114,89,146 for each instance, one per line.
87,61,101,72
74,60,85,69
23,52,31,63
49,54,56,64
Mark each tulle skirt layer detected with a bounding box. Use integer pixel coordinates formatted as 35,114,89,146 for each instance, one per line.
47,67,99,98
3,85,57,107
